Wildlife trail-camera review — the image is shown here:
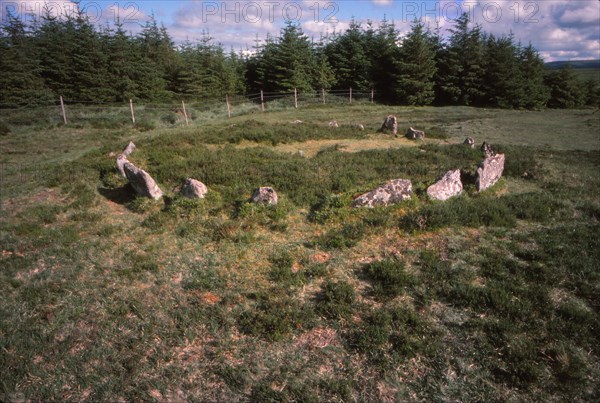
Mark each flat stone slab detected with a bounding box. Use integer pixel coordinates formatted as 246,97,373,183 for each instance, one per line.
352,179,412,208
427,169,463,201
406,127,425,140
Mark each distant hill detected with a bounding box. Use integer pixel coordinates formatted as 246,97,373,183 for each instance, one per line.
545,60,600,70
545,60,600,82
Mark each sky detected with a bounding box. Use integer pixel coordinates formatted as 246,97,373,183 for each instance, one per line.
1,0,599,61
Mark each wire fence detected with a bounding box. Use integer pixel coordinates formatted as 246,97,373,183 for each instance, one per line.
0,88,377,130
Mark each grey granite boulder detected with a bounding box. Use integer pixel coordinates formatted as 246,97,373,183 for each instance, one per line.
477,154,505,192
406,127,425,140
116,141,136,177
427,170,463,201
181,178,208,199
481,141,495,157
252,187,278,205
123,162,163,200
380,115,398,135
352,179,412,208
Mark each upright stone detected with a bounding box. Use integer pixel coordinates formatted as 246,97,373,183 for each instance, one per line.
116,141,136,177
252,187,278,205
352,179,412,208
380,115,398,135
329,120,339,128
427,170,463,201
464,137,475,148
181,178,208,199
477,154,505,192
123,162,164,200
406,127,425,140
481,141,495,157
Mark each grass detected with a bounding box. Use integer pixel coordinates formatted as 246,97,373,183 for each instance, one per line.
0,102,599,401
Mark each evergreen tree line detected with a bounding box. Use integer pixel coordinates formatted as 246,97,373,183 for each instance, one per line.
1,7,598,109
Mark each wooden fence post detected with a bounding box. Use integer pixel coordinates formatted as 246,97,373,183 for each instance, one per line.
181,100,189,126
294,88,298,109
226,95,231,118
129,99,135,125
260,89,265,112
321,88,325,104
60,96,67,125
349,87,353,104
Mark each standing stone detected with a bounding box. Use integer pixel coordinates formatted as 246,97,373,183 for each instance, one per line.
123,162,164,200
356,124,365,130
464,137,475,148
406,127,425,140
252,187,278,205
477,154,505,192
380,115,398,135
116,141,136,177
481,141,495,157
352,179,412,208
329,120,339,128
181,178,208,199
427,170,463,201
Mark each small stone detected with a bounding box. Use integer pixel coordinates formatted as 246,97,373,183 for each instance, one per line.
406,127,425,140
251,187,278,205
427,170,463,201
464,137,475,148
352,179,412,208
481,141,495,157
356,124,365,130
291,120,303,124
329,120,339,128
181,178,208,199
477,154,505,192
123,162,163,200
380,115,398,135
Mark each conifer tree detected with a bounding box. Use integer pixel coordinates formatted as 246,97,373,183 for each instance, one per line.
395,21,437,105
545,64,585,108
0,11,53,107
518,43,550,109
483,34,523,108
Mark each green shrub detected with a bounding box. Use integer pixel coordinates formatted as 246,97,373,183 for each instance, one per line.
238,297,315,341
364,258,416,299
268,248,305,287
308,194,349,223
315,222,366,249
317,280,356,320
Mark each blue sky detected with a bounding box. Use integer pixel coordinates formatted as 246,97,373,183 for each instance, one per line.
2,1,599,61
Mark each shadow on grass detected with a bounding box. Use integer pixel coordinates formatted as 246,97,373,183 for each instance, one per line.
97,185,137,206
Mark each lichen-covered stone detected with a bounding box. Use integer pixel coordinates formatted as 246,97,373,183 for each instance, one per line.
406,127,425,140
123,162,163,200
252,187,278,205
352,179,412,208
380,115,398,135
329,120,339,127
477,154,505,192
464,137,475,148
181,178,208,199
427,170,463,201
116,141,136,177
481,141,495,157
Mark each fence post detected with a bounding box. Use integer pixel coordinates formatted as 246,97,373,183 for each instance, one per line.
294,88,298,109
260,89,265,112
59,96,67,125
321,88,325,104
371,89,374,104
129,99,136,125
226,94,231,118
349,87,353,104
181,100,189,126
